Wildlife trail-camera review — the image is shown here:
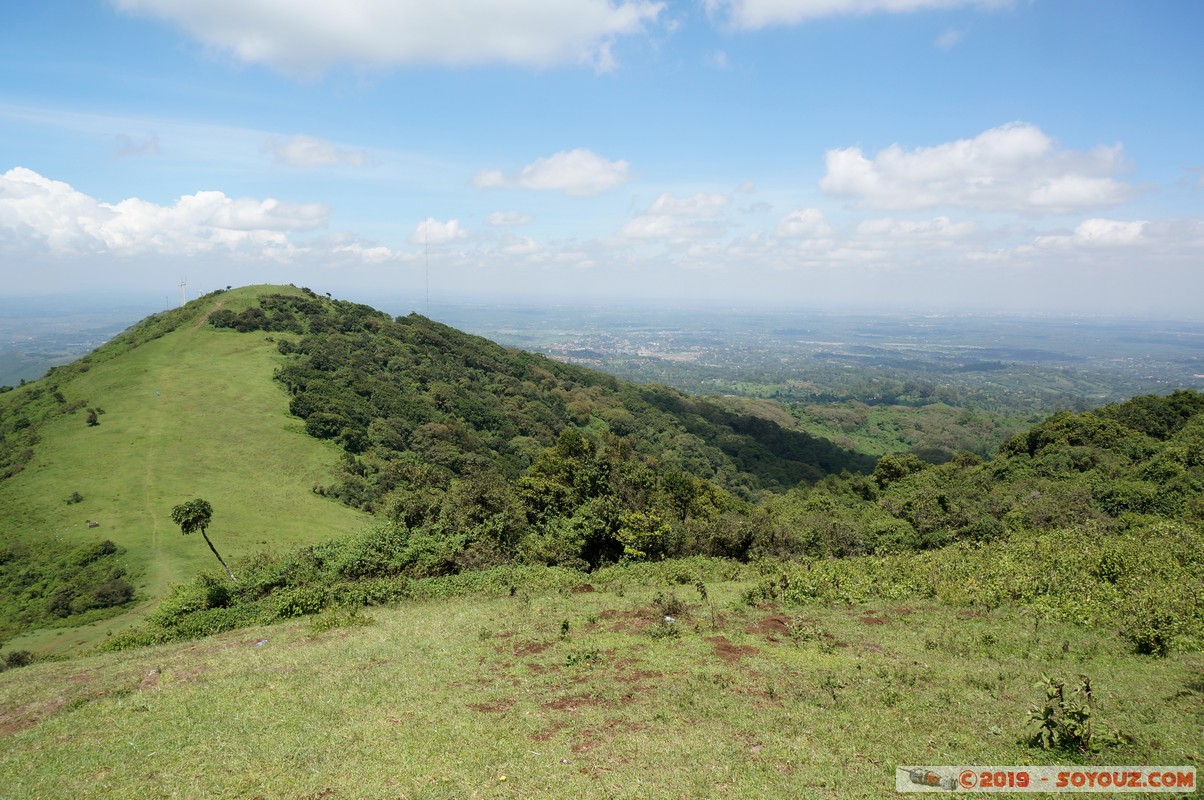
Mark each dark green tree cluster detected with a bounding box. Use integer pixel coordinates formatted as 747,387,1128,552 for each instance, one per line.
0,538,135,640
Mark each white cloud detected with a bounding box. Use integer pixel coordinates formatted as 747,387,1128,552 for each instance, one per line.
776,208,833,238
114,0,663,75
474,149,631,196
487,210,535,227
706,0,1004,30
0,166,327,257
263,134,367,167
409,217,467,245
820,122,1136,213
1033,218,1147,248
617,191,731,240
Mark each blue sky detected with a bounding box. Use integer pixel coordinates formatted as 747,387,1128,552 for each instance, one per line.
1,0,1202,314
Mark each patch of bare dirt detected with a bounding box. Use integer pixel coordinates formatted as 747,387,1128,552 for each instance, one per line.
543,693,606,712
599,607,660,634
509,641,550,657
860,615,889,625
0,698,66,738
467,699,515,714
570,584,596,593
530,723,566,742
747,615,790,634
138,669,161,690
705,636,759,663
571,736,598,753
746,614,807,642
615,669,663,685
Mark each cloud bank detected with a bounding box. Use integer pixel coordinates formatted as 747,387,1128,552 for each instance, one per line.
820,122,1136,213
0,167,327,258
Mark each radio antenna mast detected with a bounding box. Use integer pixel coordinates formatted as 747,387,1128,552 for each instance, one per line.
423,221,430,316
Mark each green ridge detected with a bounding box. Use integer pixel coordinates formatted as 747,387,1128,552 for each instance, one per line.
0,286,368,652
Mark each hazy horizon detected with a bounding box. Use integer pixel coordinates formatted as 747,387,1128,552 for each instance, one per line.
2,285,1204,324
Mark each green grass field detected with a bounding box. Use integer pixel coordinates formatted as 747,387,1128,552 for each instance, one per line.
0,576,1198,799
0,287,368,653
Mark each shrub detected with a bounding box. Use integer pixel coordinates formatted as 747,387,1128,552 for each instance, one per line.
272,585,329,619
72,578,135,612
1026,674,1122,754
149,583,212,629
652,590,685,617
1028,674,1091,752
2,650,34,670
1120,590,1190,656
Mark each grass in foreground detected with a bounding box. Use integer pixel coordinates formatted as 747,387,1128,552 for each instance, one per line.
1,578,1199,799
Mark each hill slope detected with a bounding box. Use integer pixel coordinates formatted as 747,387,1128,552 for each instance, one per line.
0,286,369,651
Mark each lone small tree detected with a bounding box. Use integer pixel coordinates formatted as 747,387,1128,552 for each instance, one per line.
170,498,236,582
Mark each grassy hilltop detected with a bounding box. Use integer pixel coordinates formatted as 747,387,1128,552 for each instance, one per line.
0,286,369,652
